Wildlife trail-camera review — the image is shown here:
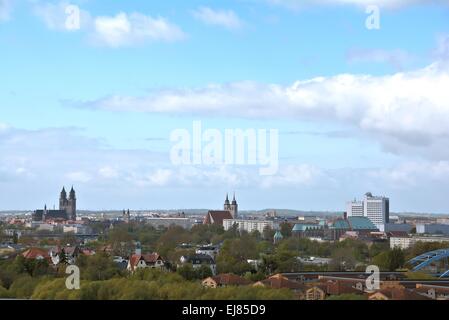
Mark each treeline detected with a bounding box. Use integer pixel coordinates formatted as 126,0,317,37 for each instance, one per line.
0,268,294,300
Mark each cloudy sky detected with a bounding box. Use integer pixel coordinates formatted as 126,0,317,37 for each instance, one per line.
1,0,449,212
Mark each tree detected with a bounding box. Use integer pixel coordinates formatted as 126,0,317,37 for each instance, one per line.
79,253,122,281
216,236,258,275
388,248,405,271
196,265,213,279
177,264,196,281
330,247,356,271
280,222,292,238
250,230,261,240
373,248,405,271
262,226,275,241
12,232,18,244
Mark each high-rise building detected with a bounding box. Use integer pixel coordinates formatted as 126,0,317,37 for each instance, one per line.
346,192,389,231
363,192,389,231
346,200,364,217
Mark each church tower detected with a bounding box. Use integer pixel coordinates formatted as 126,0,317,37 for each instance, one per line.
123,209,130,223
230,193,238,219
59,187,68,211
224,193,238,219
67,186,77,220
224,193,231,212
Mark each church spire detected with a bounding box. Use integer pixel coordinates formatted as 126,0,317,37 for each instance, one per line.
60,187,67,199
69,186,76,199
225,193,230,204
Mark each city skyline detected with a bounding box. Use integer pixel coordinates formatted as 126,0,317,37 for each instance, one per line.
1,1,449,212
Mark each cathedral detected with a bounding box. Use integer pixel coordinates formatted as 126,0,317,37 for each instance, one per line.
32,187,77,221
224,193,238,219
203,193,239,225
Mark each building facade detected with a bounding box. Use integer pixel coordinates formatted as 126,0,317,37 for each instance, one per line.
346,192,389,231
416,223,449,236
390,235,449,249
32,187,77,221
364,192,389,230
346,200,364,217
223,193,238,218
223,219,279,234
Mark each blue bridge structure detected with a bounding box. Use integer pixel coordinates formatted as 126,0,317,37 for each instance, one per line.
408,249,449,278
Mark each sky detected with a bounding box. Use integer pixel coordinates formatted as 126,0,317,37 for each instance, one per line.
1,0,449,212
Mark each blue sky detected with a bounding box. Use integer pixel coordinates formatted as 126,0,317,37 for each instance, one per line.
1,0,449,212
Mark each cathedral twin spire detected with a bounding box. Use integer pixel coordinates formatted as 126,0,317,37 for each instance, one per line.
61,186,76,200
224,192,238,219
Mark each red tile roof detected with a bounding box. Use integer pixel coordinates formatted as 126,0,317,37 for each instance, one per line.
22,248,50,260
203,211,233,225
370,287,431,300
209,274,252,286
128,253,164,271
388,231,410,238
256,274,305,290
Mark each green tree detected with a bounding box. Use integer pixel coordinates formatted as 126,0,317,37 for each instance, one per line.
327,293,366,300
12,232,19,244
177,264,196,281
195,265,213,279
78,253,122,281
329,247,356,271
373,248,405,271
280,222,292,238
262,226,275,241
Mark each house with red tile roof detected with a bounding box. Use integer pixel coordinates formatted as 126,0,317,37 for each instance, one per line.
202,273,252,288
254,274,305,291
415,284,449,300
368,287,431,300
127,253,165,272
22,247,50,261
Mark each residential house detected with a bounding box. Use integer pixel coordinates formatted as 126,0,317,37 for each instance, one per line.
202,273,252,288
253,274,306,299
49,246,81,265
415,284,449,300
368,287,431,300
305,285,327,300
196,245,219,258
180,254,217,275
22,248,51,261
127,253,166,272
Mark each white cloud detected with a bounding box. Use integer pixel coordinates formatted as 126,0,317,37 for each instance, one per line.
261,164,325,188
434,34,449,64
0,0,13,22
3,125,449,211
81,61,449,159
31,2,186,47
98,166,119,179
92,12,186,47
66,171,92,183
33,1,92,31
192,6,243,30
367,161,449,188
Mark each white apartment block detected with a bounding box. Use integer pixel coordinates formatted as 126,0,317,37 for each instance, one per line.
346,200,364,217
390,235,449,250
347,192,389,231
144,218,194,230
223,219,279,234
